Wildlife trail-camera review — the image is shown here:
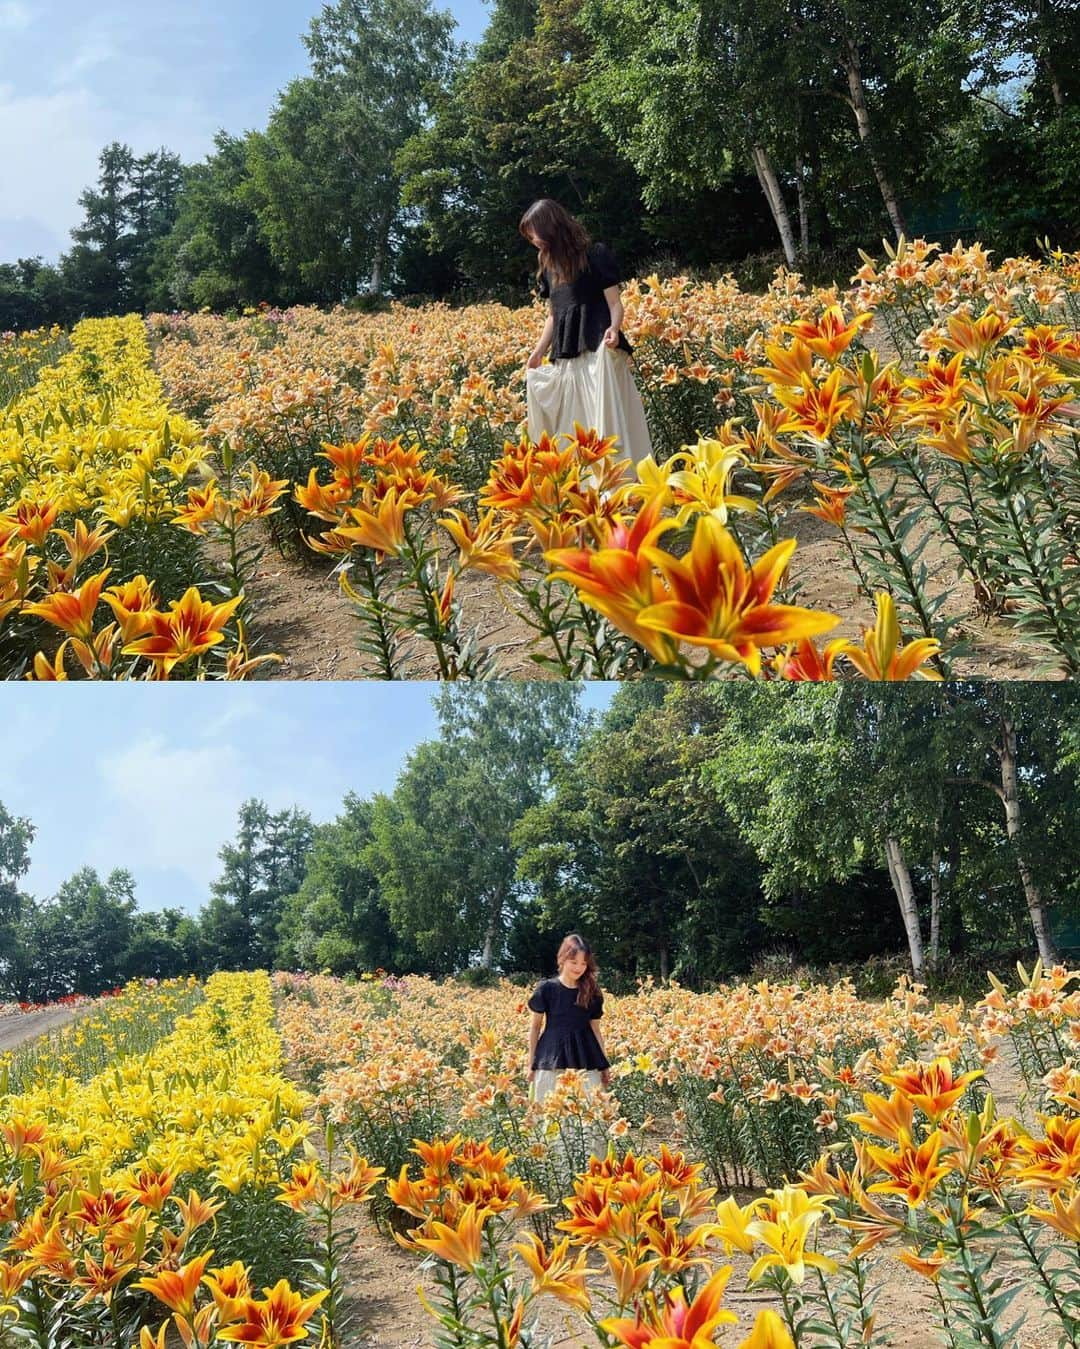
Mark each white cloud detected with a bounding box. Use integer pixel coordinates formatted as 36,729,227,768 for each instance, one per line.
52,37,119,86
95,734,247,892
0,2,31,30
0,85,113,255
0,79,220,260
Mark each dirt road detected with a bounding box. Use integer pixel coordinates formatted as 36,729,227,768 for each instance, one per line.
0,1006,85,1053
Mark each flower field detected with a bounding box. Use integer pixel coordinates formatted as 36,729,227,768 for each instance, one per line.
2,239,1078,679
0,317,285,680
272,963,1080,1348
150,239,1080,680
5,964,1080,1344
0,972,380,1348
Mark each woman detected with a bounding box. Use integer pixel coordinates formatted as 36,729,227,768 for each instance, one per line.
526,933,611,1103
520,199,653,466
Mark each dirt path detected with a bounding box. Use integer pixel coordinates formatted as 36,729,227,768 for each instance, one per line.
241,543,545,680
235,509,1046,682
0,1005,85,1053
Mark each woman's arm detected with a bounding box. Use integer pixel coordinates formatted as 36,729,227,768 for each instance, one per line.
527,1010,544,1081
528,309,555,368
602,284,623,348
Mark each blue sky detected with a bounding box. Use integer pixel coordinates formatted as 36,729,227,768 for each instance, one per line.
0,682,614,916
0,0,491,262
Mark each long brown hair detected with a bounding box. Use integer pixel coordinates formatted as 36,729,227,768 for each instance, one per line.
557,933,600,1009
519,198,590,288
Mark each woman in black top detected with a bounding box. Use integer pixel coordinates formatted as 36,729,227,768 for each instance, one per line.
520,199,653,467
526,932,611,1103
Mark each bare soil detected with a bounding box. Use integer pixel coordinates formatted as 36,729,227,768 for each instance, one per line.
230,510,1048,683
0,1005,86,1052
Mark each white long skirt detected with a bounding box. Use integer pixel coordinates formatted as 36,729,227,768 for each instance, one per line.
526,344,653,466
531,1069,604,1104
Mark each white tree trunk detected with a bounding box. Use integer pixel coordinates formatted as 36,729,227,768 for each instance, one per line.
750,143,798,267
369,203,394,296
844,41,906,239
884,834,925,981
999,715,1057,963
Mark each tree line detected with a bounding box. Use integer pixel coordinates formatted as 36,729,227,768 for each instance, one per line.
0,683,1076,1004
1,0,1077,330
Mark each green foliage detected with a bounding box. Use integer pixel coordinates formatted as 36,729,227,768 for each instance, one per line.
201,800,315,975
367,684,587,970
3,685,1078,1003
3,0,1079,322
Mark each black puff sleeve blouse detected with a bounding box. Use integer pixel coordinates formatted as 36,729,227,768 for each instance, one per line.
538,241,634,362
528,978,610,1071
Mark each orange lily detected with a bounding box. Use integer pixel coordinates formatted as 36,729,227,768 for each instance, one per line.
600,1266,736,1348
173,483,225,534
294,468,353,522
30,642,72,680
1014,1116,1080,1191
1027,1188,1080,1240
336,488,413,557
410,1204,487,1271
895,1244,953,1282
204,1261,253,1324
773,635,847,681
5,500,59,547
134,1250,214,1320
774,368,855,440
545,495,679,663
865,1130,950,1207
784,305,873,361
122,588,242,674
22,567,110,642
230,465,290,525
216,1279,329,1346
276,1161,327,1211
54,518,114,567
101,575,159,642
513,1233,591,1311
739,1309,796,1349
800,481,855,528
942,307,1018,359
753,339,816,388
880,1056,983,1120
440,509,522,580
637,521,839,674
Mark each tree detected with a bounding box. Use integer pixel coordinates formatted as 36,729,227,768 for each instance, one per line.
515,685,767,981
154,133,286,311
0,803,35,998
399,0,651,295
204,801,315,970
939,684,1080,964
64,142,135,314
248,0,458,299
9,868,138,1000
276,793,412,973
692,685,966,981
368,685,587,970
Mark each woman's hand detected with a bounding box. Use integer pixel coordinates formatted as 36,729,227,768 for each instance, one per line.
600,1068,612,1088
527,349,545,369
602,326,619,348
526,1067,536,1083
